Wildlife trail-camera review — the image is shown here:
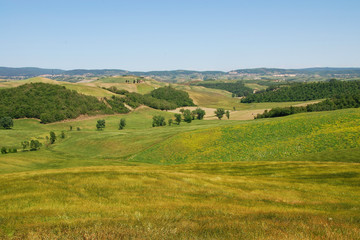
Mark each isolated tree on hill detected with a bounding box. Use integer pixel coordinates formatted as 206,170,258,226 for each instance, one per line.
21,141,29,151
152,115,166,127
195,108,206,120
30,140,42,151
60,131,66,139
191,110,197,120
69,125,73,131
119,118,126,130
96,119,106,130
215,108,225,120
50,131,56,144
226,110,230,119
1,147,7,154
174,114,182,125
183,109,192,123
168,119,173,126
0,117,13,129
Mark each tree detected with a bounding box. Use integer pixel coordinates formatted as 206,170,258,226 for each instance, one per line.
191,110,197,120
214,108,225,120
183,109,192,123
50,131,56,144
152,115,166,127
60,131,65,139
119,118,126,130
1,147,7,154
21,141,29,151
96,119,106,130
195,108,206,120
226,110,230,119
30,140,42,151
69,125,73,131
77,127,81,131
174,114,182,125
168,119,173,126
0,117,13,129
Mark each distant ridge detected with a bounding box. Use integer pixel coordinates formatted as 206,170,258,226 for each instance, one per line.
1,66,360,80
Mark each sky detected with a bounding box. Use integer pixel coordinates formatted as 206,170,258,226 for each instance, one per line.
1,0,360,71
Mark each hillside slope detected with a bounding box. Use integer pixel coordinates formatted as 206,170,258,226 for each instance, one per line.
0,83,127,123
133,109,360,164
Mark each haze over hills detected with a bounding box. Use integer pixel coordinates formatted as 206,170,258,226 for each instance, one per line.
1,66,360,82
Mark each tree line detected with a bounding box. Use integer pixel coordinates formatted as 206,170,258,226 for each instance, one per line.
255,94,360,119
105,86,195,111
242,79,360,103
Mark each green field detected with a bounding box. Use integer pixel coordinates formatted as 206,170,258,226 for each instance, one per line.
0,79,360,239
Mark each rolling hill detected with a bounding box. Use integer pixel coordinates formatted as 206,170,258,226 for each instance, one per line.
0,106,359,239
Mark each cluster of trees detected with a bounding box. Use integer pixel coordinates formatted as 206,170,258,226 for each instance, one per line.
1,147,17,154
0,117,13,129
103,86,129,95
105,96,130,113
69,125,81,131
152,107,206,127
150,86,195,107
96,118,127,130
242,79,360,103
214,108,230,120
196,81,253,97
116,86,195,111
124,79,143,84
123,92,179,110
178,108,206,124
255,94,360,119
21,140,42,151
152,115,166,127
0,83,112,123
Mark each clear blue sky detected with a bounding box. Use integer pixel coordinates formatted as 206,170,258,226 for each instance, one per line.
1,0,360,71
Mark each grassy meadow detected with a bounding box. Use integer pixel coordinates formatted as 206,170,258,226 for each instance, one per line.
0,78,360,239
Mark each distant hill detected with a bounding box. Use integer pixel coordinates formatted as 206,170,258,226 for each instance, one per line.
1,66,360,81
0,67,64,77
232,67,360,76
